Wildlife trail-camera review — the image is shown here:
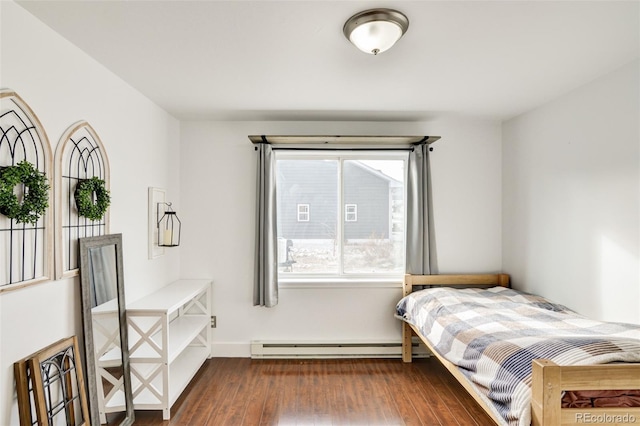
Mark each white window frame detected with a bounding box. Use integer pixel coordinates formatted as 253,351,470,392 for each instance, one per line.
276,150,408,282
297,204,310,222
345,204,358,222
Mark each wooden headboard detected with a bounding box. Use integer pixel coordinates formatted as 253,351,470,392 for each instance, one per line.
402,273,510,363
403,273,510,297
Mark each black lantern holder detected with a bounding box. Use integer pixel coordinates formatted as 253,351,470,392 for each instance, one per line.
157,202,181,247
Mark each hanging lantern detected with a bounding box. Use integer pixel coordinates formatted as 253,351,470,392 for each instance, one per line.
157,202,181,247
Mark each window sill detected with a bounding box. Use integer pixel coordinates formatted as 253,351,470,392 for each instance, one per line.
278,277,403,289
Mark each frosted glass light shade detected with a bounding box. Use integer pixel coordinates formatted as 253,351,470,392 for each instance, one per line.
343,9,409,55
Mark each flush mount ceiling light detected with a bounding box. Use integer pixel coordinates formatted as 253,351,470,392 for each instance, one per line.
343,8,409,55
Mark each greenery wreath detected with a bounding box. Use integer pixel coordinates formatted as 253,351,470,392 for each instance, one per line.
0,160,50,225
75,176,111,221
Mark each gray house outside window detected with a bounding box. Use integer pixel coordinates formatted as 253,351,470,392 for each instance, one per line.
277,160,400,240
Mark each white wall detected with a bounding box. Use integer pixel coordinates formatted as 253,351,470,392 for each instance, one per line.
180,118,502,356
502,60,640,323
0,2,181,424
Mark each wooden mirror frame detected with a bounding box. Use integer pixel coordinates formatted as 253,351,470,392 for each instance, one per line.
78,233,134,426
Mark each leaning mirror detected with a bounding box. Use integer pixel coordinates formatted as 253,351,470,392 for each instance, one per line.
79,233,134,426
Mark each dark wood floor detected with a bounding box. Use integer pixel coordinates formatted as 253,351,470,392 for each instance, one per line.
129,357,496,425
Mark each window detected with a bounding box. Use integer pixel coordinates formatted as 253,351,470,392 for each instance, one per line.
297,204,309,222
276,152,406,278
345,204,357,222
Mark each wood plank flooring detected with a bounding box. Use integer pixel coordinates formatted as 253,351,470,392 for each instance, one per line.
126,357,496,425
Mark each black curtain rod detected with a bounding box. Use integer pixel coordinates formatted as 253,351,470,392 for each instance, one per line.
254,146,433,152
255,135,434,151
272,147,416,152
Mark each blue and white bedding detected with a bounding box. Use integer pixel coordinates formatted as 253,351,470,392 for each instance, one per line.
396,286,640,426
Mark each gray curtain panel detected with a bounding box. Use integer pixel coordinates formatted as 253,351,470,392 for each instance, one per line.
406,144,436,274
254,144,278,307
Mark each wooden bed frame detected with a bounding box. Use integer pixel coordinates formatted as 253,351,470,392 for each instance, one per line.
401,274,640,426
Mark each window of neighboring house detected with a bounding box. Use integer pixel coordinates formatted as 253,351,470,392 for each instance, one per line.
345,204,357,222
276,152,407,278
297,204,310,222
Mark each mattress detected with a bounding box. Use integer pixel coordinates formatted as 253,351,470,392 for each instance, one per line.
396,286,640,426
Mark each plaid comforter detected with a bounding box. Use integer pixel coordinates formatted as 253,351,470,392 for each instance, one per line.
395,286,640,426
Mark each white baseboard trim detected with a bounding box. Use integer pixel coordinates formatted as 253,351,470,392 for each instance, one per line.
210,339,430,359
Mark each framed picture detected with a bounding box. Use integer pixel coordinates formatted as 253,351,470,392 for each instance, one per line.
14,336,89,426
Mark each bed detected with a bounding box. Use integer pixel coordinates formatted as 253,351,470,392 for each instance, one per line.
397,274,640,426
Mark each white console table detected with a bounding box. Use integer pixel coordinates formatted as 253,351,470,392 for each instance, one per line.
127,279,212,419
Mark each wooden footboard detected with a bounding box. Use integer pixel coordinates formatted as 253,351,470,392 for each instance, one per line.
401,274,640,426
531,360,640,426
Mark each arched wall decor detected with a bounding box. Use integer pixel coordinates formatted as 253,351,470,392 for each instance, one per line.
54,121,110,279
0,90,54,291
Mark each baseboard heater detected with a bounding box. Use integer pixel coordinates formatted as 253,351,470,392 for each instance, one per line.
250,339,430,359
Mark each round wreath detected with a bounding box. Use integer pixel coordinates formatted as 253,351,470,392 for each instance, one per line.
75,177,111,221
0,161,50,225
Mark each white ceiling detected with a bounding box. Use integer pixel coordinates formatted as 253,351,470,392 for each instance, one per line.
16,1,640,122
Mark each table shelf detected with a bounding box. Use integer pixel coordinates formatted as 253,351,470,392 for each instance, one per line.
126,279,212,420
